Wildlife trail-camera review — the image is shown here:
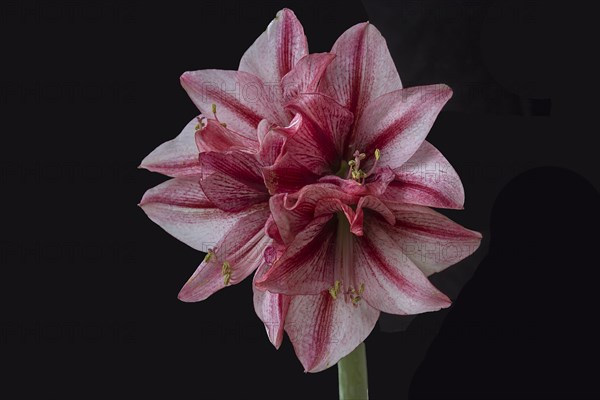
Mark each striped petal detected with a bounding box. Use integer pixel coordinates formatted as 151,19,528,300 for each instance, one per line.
354,217,452,315
255,214,335,295
284,93,354,174
195,118,259,153
239,8,308,85
263,151,322,195
253,253,291,349
181,70,287,136
385,203,482,276
269,183,358,244
139,177,260,251
257,118,286,166
139,117,201,177
350,196,395,236
281,53,336,102
318,22,402,123
178,205,271,302
199,151,269,212
354,85,453,172
285,293,379,372
382,141,465,209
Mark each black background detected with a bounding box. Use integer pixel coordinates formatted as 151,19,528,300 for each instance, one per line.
2,1,598,399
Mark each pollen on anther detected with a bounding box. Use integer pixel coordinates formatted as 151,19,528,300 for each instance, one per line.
203,250,214,263
222,261,232,285
328,280,342,299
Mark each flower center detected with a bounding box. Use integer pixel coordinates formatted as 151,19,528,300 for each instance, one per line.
344,149,381,184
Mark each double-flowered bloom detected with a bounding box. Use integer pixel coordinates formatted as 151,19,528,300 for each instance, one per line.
140,9,481,372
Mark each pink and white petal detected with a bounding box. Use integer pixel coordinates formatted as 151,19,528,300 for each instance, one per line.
269,183,358,244
354,217,452,315
181,70,287,136
199,151,269,212
285,94,354,172
263,152,322,195
253,287,290,349
281,53,336,102
253,262,291,349
318,175,370,197
195,118,259,153
285,293,380,372
315,199,356,224
264,215,284,244
385,203,482,276
355,85,453,171
318,23,402,122
383,141,465,209
364,167,395,196
178,205,271,302
357,196,395,225
139,177,257,251
255,214,336,295
139,117,202,177
351,196,396,236
257,119,287,166
239,8,308,85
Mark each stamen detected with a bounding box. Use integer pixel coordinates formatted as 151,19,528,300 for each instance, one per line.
211,103,228,128
203,249,215,263
363,148,381,180
222,261,232,285
349,283,365,306
329,281,342,300
345,149,382,183
195,116,206,131
328,280,342,299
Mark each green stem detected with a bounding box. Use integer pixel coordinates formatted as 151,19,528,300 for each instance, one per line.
338,342,368,400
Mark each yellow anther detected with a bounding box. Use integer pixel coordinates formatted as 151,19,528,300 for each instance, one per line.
352,170,367,180
348,160,356,167
203,250,214,263
211,103,217,114
328,287,337,299
350,283,365,306
195,117,205,131
221,261,231,275
374,149,381,161
222,261,232,285
328,280,342,299
359,153,366,160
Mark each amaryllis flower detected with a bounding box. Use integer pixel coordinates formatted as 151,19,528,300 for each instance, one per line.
251,22,482,371
139,9,329,301
138,6,482,378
